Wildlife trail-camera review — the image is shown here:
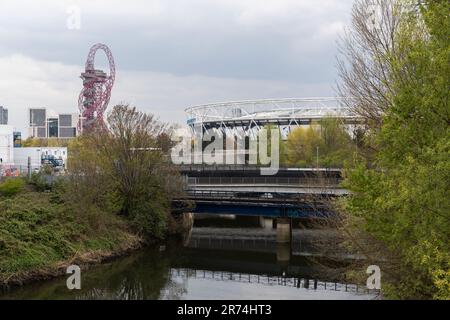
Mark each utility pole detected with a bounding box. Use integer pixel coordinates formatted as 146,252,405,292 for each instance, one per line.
27,156,31,179
78,115,86,136
316,146,319,170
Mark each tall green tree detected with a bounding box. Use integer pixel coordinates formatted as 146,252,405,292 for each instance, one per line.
339,0,449,299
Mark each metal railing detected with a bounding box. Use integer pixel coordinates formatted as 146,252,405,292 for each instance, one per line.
179,164,343,173
183,189,330,201
187,176,341,187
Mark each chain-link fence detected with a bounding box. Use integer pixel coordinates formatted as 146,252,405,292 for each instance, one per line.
0,164,42,178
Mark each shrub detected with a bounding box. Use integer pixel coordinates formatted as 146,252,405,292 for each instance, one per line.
129,197,168,239
0,178,25,197
29,172,52,192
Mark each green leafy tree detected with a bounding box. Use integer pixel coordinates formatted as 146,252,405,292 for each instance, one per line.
285,125,321,167
285,118,354,168
339,0,450,299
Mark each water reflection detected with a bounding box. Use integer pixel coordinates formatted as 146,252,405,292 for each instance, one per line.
0,227,379,300
1,250,172,300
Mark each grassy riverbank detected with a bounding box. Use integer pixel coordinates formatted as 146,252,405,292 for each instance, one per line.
0,185,143,286
1,106,186,287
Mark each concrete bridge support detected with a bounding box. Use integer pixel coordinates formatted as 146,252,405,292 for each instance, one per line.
277,243,291,264
276,218,292,244
276,218,292,263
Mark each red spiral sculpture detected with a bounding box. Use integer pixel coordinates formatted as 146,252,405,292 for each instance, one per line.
78,43,116,131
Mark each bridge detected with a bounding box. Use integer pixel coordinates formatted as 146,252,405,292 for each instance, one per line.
175,165,346,219
172,165,348,247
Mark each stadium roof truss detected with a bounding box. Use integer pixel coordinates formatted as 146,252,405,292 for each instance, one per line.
185,98,362,138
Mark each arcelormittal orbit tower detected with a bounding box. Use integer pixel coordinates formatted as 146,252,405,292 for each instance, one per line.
78,43,116,131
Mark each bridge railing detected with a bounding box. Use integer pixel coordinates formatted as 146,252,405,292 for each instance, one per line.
187,176,341,187
184,189,280,200
179,164,343,173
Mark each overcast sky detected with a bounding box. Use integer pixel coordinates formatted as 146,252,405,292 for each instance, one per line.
0,0,354,136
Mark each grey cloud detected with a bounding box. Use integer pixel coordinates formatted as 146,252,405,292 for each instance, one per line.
0,0,353,81
0,0,354,136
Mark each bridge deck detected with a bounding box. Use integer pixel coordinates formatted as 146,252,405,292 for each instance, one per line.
188,184,348,196
175,166,347,218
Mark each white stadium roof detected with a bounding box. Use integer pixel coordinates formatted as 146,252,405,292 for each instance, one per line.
185,98,361,129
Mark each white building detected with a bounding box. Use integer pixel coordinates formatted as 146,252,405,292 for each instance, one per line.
0,125,14,164
14,147,68,169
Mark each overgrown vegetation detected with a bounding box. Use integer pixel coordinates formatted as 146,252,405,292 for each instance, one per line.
0,178,25,197
0,180,141,285
0,105,184,286
67,105,183,239
337,0,449,299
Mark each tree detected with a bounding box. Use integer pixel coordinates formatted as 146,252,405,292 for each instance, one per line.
68,105,184,238
285,118,354,168
337,0,405,131
339,0,450,299
285,125,321,167
318,117,355,167
22,138,71,147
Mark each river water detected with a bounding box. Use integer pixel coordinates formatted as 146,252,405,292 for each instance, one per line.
0,220,379,300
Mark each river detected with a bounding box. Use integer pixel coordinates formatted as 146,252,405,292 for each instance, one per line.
0,218,379,300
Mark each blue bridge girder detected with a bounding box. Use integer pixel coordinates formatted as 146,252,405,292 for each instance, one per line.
192,201,333,218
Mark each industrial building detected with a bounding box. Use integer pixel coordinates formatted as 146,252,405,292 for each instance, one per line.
0,106,8,125
14,147,68,170
0,125,14,165
29,108,78,138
